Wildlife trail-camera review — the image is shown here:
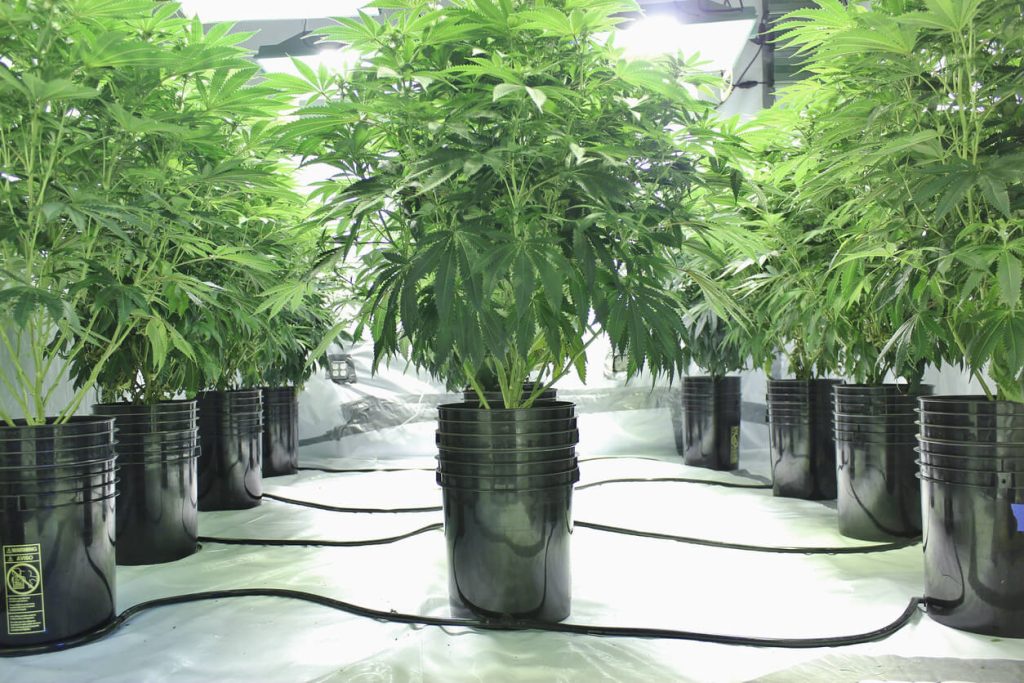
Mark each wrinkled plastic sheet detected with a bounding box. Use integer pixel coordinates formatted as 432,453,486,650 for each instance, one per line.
4,349,1024,682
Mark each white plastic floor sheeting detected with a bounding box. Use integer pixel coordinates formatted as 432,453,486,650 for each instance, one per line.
4,350,1024,682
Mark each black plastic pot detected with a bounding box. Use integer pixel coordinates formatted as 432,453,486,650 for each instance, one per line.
919,471,1024,636
832,384,931,542
92,401,199,565
262,387,299,477
197,389,263,510
437,401,577,623
917,395,1024,635
680,376,740,471
442,481,574,622
767,379,843,500
0,418,117,647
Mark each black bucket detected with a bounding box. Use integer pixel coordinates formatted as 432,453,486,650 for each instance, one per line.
437,401,577,622
441,481,574,622
93,400,199,565
917,395,1024,635
197,389,263,510
767,379,843,500
919,471,1024,636
833,384,931,541
262,387,299,477
0,417,117,647
680,376,740,471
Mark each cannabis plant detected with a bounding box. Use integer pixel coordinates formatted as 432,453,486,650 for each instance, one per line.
0,0,198,423
775,0,1024,398
53,5,319,404
279,0,748,407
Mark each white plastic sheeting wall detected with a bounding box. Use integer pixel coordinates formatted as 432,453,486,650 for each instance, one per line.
3,346,1023,682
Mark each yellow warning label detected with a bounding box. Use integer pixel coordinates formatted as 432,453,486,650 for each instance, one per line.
730,426,740,466
3,544,45,635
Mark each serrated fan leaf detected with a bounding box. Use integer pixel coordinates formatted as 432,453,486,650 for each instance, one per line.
997,252,1022,308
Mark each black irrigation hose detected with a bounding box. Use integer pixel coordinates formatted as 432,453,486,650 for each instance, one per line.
263,489,920,555
578,455,678,464
201,515,917,556
198,523,444,548
576,520,922,555
262,492,442,514
0,587,925,658
577,477,771,491
298,465,436,474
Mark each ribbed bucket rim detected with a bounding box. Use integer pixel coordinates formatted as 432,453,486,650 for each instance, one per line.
916,450,1024,464
917,461,1024,482
439,479,577,494
0,488,118,509
438,400,576,418
437,416,577,428
919,395,1024,411
437,462,578,476
917,427,1024,439
918,435,1024,449
437,471,579,491
437,428,579,439
438,443,577,455
93,399,196,412
118,451,200,467
0,417,115,437
832,416,919,426
0,461,118,482
916,471,1024,490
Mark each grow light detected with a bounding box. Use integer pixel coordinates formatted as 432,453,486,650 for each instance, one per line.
175,0,371,22
616,15,756,73
328,353,358,384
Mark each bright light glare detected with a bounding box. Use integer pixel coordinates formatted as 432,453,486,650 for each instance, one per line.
617,16,755,73
257,48,362,78
176,0,372,22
